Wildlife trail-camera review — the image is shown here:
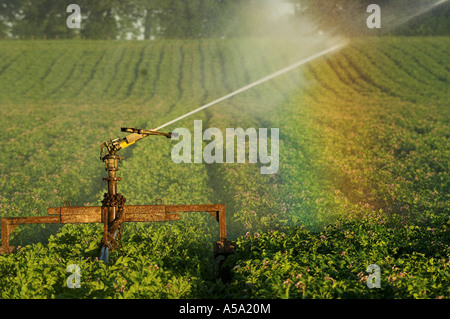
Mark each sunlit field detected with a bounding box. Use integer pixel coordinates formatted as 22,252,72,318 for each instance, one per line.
0,36,448,298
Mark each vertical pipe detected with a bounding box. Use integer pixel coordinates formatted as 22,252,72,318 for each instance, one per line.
1,219,10,249
103,154,120,224
107,169,117,224
218,205,227,242
100,153,121,263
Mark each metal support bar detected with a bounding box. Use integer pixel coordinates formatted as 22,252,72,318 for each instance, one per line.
165,204,227,241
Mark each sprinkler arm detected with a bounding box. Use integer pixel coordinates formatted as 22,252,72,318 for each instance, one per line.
100,127,175,160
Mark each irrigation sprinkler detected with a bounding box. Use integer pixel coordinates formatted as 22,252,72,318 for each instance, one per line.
0,42,347,276
0,127,235,273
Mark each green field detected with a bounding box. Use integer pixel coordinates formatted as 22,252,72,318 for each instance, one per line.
0,36,449,298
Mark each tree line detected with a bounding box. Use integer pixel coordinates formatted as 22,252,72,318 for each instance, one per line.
0,0,448,39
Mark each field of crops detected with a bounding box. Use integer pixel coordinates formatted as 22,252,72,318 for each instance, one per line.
0,36,448,299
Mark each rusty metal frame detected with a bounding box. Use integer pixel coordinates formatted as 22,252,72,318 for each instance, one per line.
0,203,233,255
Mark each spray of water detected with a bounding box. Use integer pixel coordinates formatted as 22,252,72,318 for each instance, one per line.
153,0,345,131
152,0,447,131
380,0,449,31
154,41,346,131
